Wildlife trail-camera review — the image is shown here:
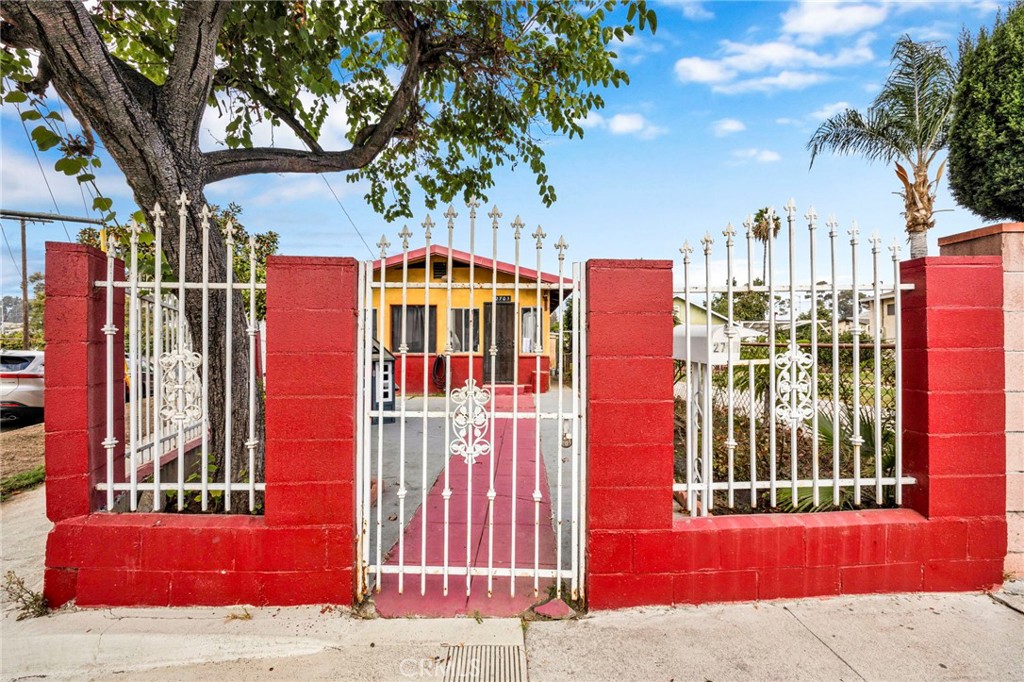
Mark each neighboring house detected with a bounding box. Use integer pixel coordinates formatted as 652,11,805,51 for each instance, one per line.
837,290,897,341
672,297,728,326
864,290,898,342
372,246,570,393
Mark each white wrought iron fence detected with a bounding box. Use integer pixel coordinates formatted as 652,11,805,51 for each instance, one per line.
97,195,265,513
674,200,913,516
130,293,204,475
356,202,588,602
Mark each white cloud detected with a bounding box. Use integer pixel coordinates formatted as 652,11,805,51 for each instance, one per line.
0,149,129,208
717,36,874,72
577,111,606,129
712,118,746,136
782,2,888,44
732,148,782,163
714,70,828,95
608,113,646,135
609,113,667,139
901,21,955,41
611,32,664,65
578,112,667,139
249,175,367,206
809,101,851,120
674,57,735,84
661,0,714,20
674,34,874,94
777,101,854,128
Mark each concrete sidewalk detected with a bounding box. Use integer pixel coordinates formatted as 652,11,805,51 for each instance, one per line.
2,589,1021,681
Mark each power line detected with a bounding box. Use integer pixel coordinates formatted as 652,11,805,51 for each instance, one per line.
321,175,375,258
17,109,74,241
0,224,23,280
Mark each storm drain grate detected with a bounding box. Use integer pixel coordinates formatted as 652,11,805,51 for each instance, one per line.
442,644,527,682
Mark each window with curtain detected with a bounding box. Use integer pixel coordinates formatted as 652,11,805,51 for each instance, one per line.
521,307,542,353
449,308,480,353
390,305,437,353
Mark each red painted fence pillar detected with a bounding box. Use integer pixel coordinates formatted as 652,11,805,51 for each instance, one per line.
264,256,359,596
43,242,124,523
585,259,676,605
900,256,1007,588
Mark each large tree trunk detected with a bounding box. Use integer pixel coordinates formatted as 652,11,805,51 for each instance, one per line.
3,1,261,510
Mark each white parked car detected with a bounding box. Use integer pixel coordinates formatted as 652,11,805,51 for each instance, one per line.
1,350,44,422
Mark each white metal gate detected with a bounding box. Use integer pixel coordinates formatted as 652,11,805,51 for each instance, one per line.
355,202,587,603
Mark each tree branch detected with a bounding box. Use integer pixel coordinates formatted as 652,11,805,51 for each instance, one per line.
206,18,428,183
0,14,39,49
213,70,324,153
0,1,186,194
163,0,229,146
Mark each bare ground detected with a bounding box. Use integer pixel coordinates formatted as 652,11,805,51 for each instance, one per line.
0,418,44,480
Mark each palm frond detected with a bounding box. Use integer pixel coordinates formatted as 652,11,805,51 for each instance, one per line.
807,107,913,168
807,35,954,173
875,35,956,156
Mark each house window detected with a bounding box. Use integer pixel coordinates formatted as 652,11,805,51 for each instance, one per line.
432,261,447,279
449,308,480,353
390,305,437,353
886,303,895,315
521,307,543,353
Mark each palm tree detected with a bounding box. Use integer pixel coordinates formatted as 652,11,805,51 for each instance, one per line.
751,206,781,282
807,36,956,258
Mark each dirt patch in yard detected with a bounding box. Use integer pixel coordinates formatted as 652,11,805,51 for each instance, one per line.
1,419,44,480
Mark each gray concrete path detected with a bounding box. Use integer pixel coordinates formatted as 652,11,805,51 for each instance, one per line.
0,485,49,620
1,591,1021,681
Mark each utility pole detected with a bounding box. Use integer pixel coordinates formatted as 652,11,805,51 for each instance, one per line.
0,209,105,349
20,218,28,349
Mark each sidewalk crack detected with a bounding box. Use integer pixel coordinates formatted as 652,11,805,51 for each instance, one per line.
783,605,866,681
987,592,1024,616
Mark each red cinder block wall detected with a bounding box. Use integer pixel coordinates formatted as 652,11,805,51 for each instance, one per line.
43,251,358,608
585,257,1006,611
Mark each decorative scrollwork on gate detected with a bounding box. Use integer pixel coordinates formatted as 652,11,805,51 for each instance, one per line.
450,379,492,465
774,349,815,425
158,351,203,423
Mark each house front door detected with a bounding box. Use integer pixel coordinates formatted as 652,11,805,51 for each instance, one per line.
483,302,516,384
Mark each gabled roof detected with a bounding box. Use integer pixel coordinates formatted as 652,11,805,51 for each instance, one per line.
672,297,730,324
374,245,570,286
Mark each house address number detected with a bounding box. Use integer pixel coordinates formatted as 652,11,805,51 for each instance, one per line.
496,295,512,303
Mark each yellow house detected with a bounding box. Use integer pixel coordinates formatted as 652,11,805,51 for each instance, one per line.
372,246,570,393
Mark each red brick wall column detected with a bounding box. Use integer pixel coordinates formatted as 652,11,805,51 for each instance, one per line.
938,224,1024,576
263,256,359,591
585,259,676,604
900,256,1007,587
43,242,125,522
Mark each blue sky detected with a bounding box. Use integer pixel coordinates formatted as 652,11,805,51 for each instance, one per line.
0,0,1005,294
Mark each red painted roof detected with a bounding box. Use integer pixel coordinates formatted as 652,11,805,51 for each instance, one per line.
373,245,571,285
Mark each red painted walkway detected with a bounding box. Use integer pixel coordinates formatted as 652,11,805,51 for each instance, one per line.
374,393,559,617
